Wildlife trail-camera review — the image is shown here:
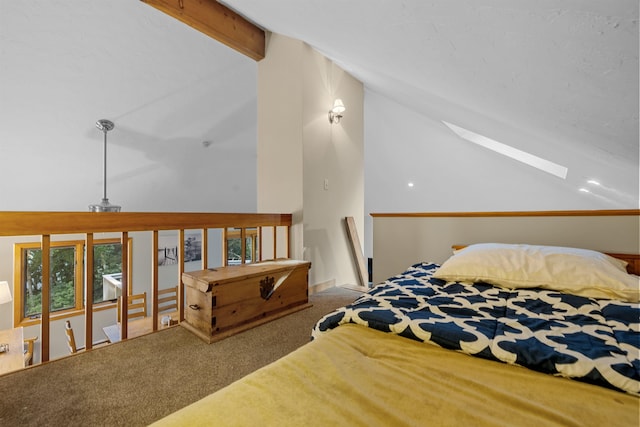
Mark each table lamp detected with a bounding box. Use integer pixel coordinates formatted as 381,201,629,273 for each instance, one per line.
0,281,11,305
0,281,11,352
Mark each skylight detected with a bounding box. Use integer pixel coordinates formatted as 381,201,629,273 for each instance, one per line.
442,121,568,179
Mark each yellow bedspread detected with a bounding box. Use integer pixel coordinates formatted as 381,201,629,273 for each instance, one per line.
152,324,639,426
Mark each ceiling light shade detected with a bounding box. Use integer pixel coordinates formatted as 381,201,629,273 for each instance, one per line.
0,281,12,305
328,99,346,124
89,119,121,212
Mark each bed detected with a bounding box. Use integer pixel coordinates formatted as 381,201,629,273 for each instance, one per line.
153,239,639,426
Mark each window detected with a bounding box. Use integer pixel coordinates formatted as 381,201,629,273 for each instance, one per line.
442,121,568,179
92,241,124,303
13,238,131,326
224,228,259,265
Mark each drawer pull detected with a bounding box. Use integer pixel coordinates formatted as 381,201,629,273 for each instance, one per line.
188,304,201,311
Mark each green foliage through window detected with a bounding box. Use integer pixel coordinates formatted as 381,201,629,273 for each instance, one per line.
226,237,254,264
92,243,122,303
21,241,122,318
23,246,76,317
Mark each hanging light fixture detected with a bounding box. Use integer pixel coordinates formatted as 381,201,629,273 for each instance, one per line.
89,119,121,212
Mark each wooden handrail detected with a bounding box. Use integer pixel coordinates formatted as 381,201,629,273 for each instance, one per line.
0,212,292,236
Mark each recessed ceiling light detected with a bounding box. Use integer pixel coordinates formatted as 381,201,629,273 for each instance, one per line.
407,182,414,187
442,121,568,179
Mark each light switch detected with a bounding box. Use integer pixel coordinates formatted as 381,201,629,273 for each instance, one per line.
324,178,329,190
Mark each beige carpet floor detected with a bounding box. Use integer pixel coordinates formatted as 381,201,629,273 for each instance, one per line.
0,286,362,427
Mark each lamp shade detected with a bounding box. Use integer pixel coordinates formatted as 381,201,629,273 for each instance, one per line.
332,99,346,114
0,281,12,305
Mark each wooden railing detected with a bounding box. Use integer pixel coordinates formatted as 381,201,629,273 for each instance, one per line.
0,211,292,362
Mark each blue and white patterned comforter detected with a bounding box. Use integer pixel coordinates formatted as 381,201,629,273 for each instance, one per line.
312,262,640,395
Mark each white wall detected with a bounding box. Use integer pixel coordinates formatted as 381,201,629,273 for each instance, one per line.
257,34,364,288
256,34,304,258
0,0,257,213
364,90,640,259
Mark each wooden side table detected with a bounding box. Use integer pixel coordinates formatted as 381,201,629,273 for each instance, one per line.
0,327,24,375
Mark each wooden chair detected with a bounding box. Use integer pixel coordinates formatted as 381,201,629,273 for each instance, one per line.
65,320,80,354
117,292,147,323
158,286,178,314
158,286,179,326
64,320,108,353
23,336,38,366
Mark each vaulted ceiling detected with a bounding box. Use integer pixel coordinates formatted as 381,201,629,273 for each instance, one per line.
221,0,638,177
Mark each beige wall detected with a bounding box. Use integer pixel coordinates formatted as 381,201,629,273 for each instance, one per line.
257,34,305,260
257,33,364,287
372,213,640,283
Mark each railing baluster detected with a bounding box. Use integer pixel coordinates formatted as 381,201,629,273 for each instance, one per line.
222,228,229,267
178,229,185,323
272,226,277,259
202,228,209,270
285,226,290,258
85,233,94,350
152,230,159,332
40,234,51,362
120,231,129,340
240,228,246,264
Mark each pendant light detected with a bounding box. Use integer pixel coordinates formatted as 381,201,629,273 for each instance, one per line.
89,119,121,212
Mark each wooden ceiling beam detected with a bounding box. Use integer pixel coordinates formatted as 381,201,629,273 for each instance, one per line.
140,0,265,61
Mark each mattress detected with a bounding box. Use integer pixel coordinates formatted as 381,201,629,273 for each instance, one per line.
151,323,639,426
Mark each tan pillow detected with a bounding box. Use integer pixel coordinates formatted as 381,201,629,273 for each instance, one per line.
433,243,639,302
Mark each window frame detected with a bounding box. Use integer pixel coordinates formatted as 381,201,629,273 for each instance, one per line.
13,238,132,327
224,227,258,265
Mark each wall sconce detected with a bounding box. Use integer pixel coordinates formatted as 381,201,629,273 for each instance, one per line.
328,99,346,124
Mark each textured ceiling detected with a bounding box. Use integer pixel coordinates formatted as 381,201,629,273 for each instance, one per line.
223,0,638,169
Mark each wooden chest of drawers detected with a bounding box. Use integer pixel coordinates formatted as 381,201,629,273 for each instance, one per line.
181,259,311,343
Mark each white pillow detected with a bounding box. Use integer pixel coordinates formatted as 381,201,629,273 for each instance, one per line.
432,243,639,302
